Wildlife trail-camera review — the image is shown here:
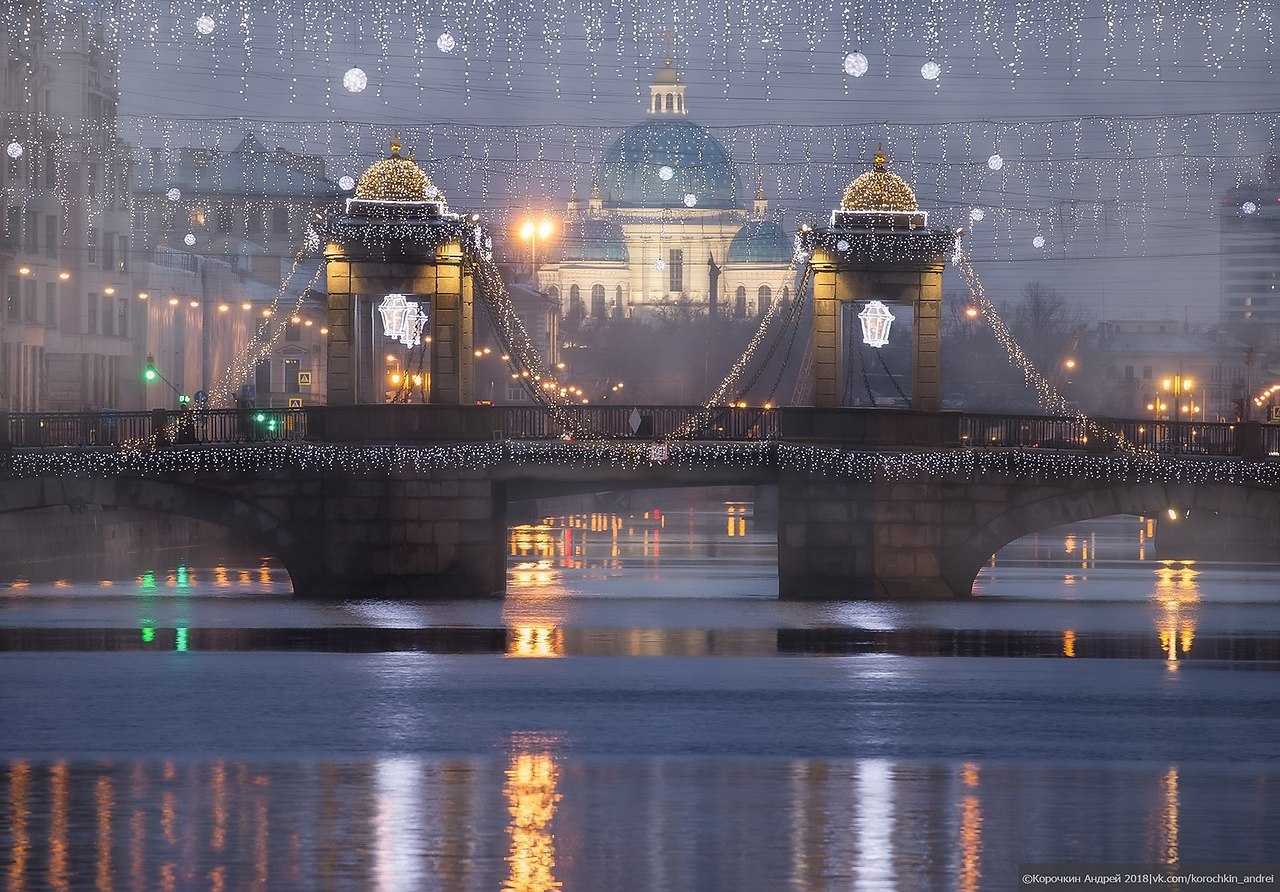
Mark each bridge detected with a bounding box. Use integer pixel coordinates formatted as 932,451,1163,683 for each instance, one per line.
3,405,1279,599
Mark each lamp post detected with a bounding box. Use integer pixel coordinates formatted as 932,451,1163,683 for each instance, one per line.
1161,372,1195,453
519,217,554,284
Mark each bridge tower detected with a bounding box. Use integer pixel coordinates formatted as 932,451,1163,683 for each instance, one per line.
801,148,954,411
320,137,475,405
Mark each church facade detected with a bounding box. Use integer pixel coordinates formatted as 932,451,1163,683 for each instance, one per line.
535,59,795,322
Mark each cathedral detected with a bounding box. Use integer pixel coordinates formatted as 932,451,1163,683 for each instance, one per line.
535,58,795,322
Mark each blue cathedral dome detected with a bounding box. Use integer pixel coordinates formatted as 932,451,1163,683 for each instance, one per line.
597,119,743,210
558,217,629,263
727,219,792,263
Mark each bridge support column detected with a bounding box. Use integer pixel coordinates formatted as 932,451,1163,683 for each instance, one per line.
289,472,506,599
777,473,958,600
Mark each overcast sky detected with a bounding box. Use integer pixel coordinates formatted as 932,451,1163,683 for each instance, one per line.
96,0,1280,322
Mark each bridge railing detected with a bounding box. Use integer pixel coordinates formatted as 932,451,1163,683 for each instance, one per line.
496,405,778,440
957,413,1271,457
1,408,307,447
2,406,1277,456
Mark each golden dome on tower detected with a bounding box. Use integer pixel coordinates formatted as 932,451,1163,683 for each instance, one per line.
354,135,439,203
841,147,919,213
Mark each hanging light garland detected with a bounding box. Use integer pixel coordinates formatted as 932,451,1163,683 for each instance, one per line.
7,441,1280,489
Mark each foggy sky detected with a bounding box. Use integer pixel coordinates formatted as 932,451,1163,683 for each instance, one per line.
104,1,1280,323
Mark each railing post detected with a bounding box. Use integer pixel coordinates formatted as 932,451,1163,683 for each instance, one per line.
151,408,170,448
1237,421,1264,460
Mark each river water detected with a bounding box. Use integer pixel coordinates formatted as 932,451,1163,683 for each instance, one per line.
2,494,1278,891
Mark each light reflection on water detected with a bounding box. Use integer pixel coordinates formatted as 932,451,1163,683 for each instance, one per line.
5,753,1269,892
2,500,1278,890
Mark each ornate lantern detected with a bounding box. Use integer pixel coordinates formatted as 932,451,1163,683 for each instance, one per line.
857,300,896,348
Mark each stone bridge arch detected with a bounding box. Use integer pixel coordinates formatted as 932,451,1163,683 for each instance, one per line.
940,480,1280,597
0,477,307,591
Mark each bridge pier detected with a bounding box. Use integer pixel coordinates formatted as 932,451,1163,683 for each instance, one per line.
288,473,507,599
777,473,958,600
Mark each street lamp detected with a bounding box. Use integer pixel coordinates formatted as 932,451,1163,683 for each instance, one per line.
519,217,554,283
1162,373,1195,453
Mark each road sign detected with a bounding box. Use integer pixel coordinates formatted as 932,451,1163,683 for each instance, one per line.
287,397,303,409
298,372,312,386
193,389,208,406
1269,405,1280,424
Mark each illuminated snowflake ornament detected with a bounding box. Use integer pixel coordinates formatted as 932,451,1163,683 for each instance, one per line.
842,52,868,77
684,193,697,207
1242,201,1257,215
969,207,985,222
836,239,850,252
987,154,1004,170
184,233,196,246
343,67,368,93
339,176,356,191
1033,235,1046,248
195,14,216,35
658,165,674,181
437,33,456,54
6,142,22,159
921,61,942,80
167,188,181,201
654,258,665,271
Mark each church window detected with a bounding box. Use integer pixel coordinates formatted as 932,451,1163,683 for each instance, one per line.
781,285,790,306
665,93,673,112
591,284,606,318
568,284,582,318
758,285,772,316
615,285,625,315
735,286,747,319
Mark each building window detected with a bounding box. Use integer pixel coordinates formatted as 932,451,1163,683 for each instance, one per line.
102,231,115,271
591,284,606,318
286,318,301,342
101,293,114,336
615,285,624,314
24,280,37,323
86,293,98,333
6,276,17,320
665,93,673,111
781,285,790,306
1142,366,1152,380
271,205,289,234
255,359,272,396
734,285,747,319
117,298,128,339
44,146,55,189
247,207,263,234
668,249,683,292
118,235,128,272
284,359,300,393
568,284,582,319
44,283,55,330
757,285,772,316
24,210,37,251
45,214,57,258
217,208,230,233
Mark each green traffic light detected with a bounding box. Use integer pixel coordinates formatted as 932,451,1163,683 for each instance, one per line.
143,354,158,382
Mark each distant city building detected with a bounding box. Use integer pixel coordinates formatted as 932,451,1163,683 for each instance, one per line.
0,4,141,411
534,58,794,321
1095,320,1251,421
1220,158,1280,331
131,134,337,407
